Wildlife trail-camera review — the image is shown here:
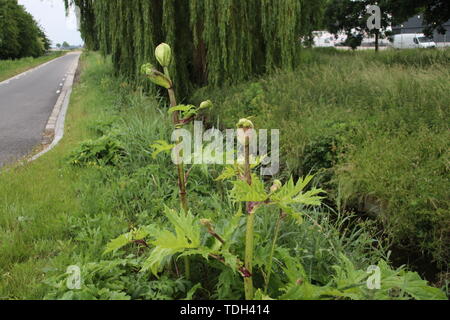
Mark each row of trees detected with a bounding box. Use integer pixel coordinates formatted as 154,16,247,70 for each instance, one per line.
56,42,71,49
65,0,327,97
0,0,50,60
324,0,450,51
67,0,449,91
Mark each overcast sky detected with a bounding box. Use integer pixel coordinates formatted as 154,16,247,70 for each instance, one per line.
18,0,83,47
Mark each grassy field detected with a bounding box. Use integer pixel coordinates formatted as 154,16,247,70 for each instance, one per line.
0,52,65,82
0,50,447,300
192,48,450,276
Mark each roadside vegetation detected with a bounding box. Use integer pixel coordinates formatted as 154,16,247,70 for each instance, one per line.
0,52,117,298
0,51,65,82
0,49,447,300
193,48,450,277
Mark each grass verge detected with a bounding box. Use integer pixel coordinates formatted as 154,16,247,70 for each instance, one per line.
0,51,65,82
0,51,118,299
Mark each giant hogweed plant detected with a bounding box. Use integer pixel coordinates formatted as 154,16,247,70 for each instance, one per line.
104,43,325,298
103,43,446,301
104,130,326,299
140,43,213,279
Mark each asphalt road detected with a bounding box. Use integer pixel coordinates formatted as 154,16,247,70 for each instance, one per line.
0,53,80,168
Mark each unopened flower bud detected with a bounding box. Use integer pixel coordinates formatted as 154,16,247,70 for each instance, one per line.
237,118,255,146
141,63,154,75
199,100,213,110
155,43,172,68
141,63,172,89
270,180,282,193
236,118,254,129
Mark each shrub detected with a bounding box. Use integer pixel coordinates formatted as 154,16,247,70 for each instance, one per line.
68,133,125,167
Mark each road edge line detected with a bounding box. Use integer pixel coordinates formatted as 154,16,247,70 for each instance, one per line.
29,53,81,163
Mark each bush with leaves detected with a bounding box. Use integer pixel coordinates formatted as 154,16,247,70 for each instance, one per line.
68,133,125,167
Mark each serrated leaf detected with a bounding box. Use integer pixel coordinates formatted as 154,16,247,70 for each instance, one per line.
142,247,175,275
168,104,196,115
271,176,315,202
150,140,175,159
293,188,326,206
104,233,133,255
104,227,151,255
231,174,269,202
141,208,202,276
215,166,238,181
376,260,447,300
221,250,239,273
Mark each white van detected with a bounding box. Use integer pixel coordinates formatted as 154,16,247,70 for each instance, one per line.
392,33,437,49
312,31,336,48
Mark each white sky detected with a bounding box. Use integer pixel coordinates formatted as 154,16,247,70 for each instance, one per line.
18,0,83,47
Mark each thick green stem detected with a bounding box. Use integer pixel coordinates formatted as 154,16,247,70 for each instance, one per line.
245,210,255,300
165,70,190,280
166,82,189,214
243,137,254,300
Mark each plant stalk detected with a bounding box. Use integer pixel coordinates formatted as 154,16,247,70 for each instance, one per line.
244,210,255,300
243,136,254,300
165,69,190,280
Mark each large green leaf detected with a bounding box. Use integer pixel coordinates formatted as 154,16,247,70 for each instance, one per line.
104,226,152,255
141,208,202,275
231,174,269,202
150,140,175,159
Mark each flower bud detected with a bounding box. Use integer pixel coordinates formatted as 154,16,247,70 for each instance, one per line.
236,118,254,129
270,180,282,193
141,63,154,75
141,63,172,89
236,118,255,146
199,100,213,110
155,43,172,68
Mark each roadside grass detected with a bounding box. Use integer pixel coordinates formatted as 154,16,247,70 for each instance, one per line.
0,51,65,82
0,49,446,299
192,48,450,272
0,52,121,299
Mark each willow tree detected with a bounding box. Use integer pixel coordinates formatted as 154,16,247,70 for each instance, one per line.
64,0,98,50
67,0,326,97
